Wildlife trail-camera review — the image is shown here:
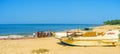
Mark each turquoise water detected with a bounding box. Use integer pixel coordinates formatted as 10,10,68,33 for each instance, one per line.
0,24,101,35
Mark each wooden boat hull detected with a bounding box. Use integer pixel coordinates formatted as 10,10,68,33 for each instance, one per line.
60,37,118,46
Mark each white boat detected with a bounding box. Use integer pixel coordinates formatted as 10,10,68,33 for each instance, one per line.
59,30,119,46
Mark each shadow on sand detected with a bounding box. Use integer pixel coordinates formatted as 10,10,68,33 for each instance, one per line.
57,42,76,46
57,42,116,47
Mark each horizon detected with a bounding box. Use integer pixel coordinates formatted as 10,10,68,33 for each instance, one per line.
0,0,120,24
0,23,102,25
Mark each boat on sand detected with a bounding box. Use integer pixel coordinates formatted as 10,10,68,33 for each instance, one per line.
59,30,119,46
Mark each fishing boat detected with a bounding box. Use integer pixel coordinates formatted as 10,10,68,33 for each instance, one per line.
59,30,119,46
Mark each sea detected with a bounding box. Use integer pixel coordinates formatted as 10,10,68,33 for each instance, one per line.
0,24,102,38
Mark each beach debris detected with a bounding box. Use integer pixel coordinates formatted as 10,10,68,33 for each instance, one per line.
32,48,49,54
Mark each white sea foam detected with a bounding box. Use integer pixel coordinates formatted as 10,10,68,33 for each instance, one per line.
0,36,9,38
0,35,33,39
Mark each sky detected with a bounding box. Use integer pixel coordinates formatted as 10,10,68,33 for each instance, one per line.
0,0,120,24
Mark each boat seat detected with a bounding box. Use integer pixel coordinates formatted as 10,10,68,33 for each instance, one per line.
82,32,97,37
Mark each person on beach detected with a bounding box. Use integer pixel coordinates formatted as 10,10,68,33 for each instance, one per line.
48,31,52,37
44,31,48,37
40,31,44,38
36,32,40,38
33,33,36,37
39,32,41,38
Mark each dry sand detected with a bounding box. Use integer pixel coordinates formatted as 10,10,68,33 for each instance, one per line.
0,37,120,54
93,25,120,33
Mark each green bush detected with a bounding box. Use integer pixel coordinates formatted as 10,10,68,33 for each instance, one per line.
104,19,120,25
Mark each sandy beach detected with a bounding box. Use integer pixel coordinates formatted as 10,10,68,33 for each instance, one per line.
93,25,120,33
0,25,120,54
0,37,120,54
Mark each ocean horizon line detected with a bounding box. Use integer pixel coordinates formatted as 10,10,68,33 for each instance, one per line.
0,23,102,25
